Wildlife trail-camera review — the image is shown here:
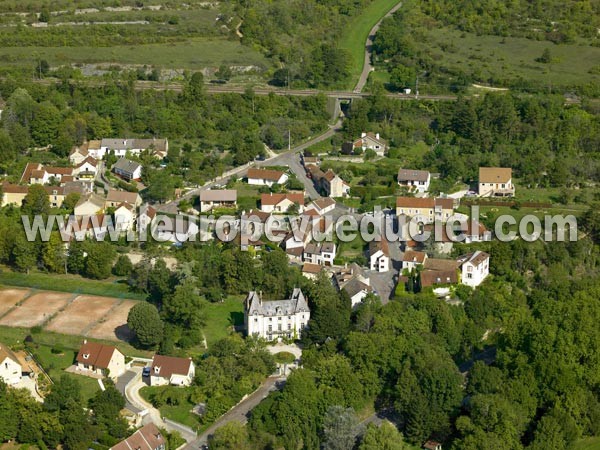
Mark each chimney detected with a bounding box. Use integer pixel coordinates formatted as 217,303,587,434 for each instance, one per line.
83,339,87,344
259,291,263,305
361,132,366,138
376,133,380,140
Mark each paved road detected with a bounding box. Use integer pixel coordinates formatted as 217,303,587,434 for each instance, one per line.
354,1,404,93
157,119,341,214
115,370,143,414
187,376,282,448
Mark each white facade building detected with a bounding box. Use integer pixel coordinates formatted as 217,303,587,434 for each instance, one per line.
245,288,310,341
0,344,22,385
458,251,490,287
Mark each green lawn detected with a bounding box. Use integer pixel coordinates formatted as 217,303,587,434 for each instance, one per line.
0,269,146,300
419,27,600,89
203,296,245,348
574,437,600,450
139,386,200,430
339,0,401,88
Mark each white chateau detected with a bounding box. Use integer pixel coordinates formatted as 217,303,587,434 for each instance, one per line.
244,288,310,341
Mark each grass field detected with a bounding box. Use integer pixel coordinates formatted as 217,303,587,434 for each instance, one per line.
0,269,146,300
139,386,200,430
418,27,600,90
203,296,244,348
0,38,268,72
339,0,400,88
574,437,600,450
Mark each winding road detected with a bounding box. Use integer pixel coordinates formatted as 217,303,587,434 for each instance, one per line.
354,1,404,93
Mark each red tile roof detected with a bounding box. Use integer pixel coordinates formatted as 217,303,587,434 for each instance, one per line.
76,341,120,369
247,168,285,182
151,355,193,379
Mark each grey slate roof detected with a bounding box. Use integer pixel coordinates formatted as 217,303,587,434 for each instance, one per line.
246,288,309,317
113,157,141,174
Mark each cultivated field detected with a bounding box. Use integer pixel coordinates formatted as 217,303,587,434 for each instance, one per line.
0,288,29,316
0,288,138,342
0,292,72,328
87,299,137,341
45,295,119,336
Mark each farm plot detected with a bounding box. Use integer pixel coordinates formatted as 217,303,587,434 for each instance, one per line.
0,292,73,328
87,299,138,341
45,295,118,336
0,288,31,317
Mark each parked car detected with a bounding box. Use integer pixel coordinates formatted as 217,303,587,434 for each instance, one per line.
142,367,151,377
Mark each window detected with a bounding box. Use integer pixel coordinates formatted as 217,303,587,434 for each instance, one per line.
301,323,305,329
288,324,292,330
278,324,282,331
268,325,272,332
254,318,258,322
467,273,472,279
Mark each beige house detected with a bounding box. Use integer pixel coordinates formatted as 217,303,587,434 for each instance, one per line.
395,197,454,224
260,192,305,213
397,169,431,193
2,183,28,207
199,189,238,212
75,340,126,379
0,343,22,385
150,355,195,386
307,165,350,198
478,167,514,197
352,132,388,156
105,189,142,209
74,192,105,217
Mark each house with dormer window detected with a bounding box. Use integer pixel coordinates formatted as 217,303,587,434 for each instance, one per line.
75,340,126,379
149,355,195,386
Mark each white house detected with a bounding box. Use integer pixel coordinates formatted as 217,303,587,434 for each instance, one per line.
352,132,387,156
0,344,22,385
478,167,515,197
137,204,157,235
73,156,98,180
150,355,195,386
458,251,490,287
303,242,336,266
307,197,336,215
244,288,310,341
114,203,136,232
402,250,427,271
112,158,142,181
247,168,288,187
369,239,390,272
333,264,373,307
397,169,431,193
100,138,168,159
75,341,126,379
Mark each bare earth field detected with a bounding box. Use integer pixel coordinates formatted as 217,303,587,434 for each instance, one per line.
0,292,72,328
87,299,137,341
45,295,119,336
0,288,30,317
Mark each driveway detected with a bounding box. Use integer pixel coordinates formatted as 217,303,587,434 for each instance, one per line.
120,368,197,443
187,376,282,448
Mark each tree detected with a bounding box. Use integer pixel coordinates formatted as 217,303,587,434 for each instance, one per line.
67,240,86,274
22,184,50,217
89,382,128,439
321,406,362,450
43,231,66,273
216,65,233,81
359,422,408,450
84,242,116,279
209,422,250,450
12,232,37,273
127,302,164,348
39,9,50,23
63,193,81,212
112,255,133,276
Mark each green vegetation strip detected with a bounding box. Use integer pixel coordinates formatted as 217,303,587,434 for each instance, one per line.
339,0,400,87
0,269,146,300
